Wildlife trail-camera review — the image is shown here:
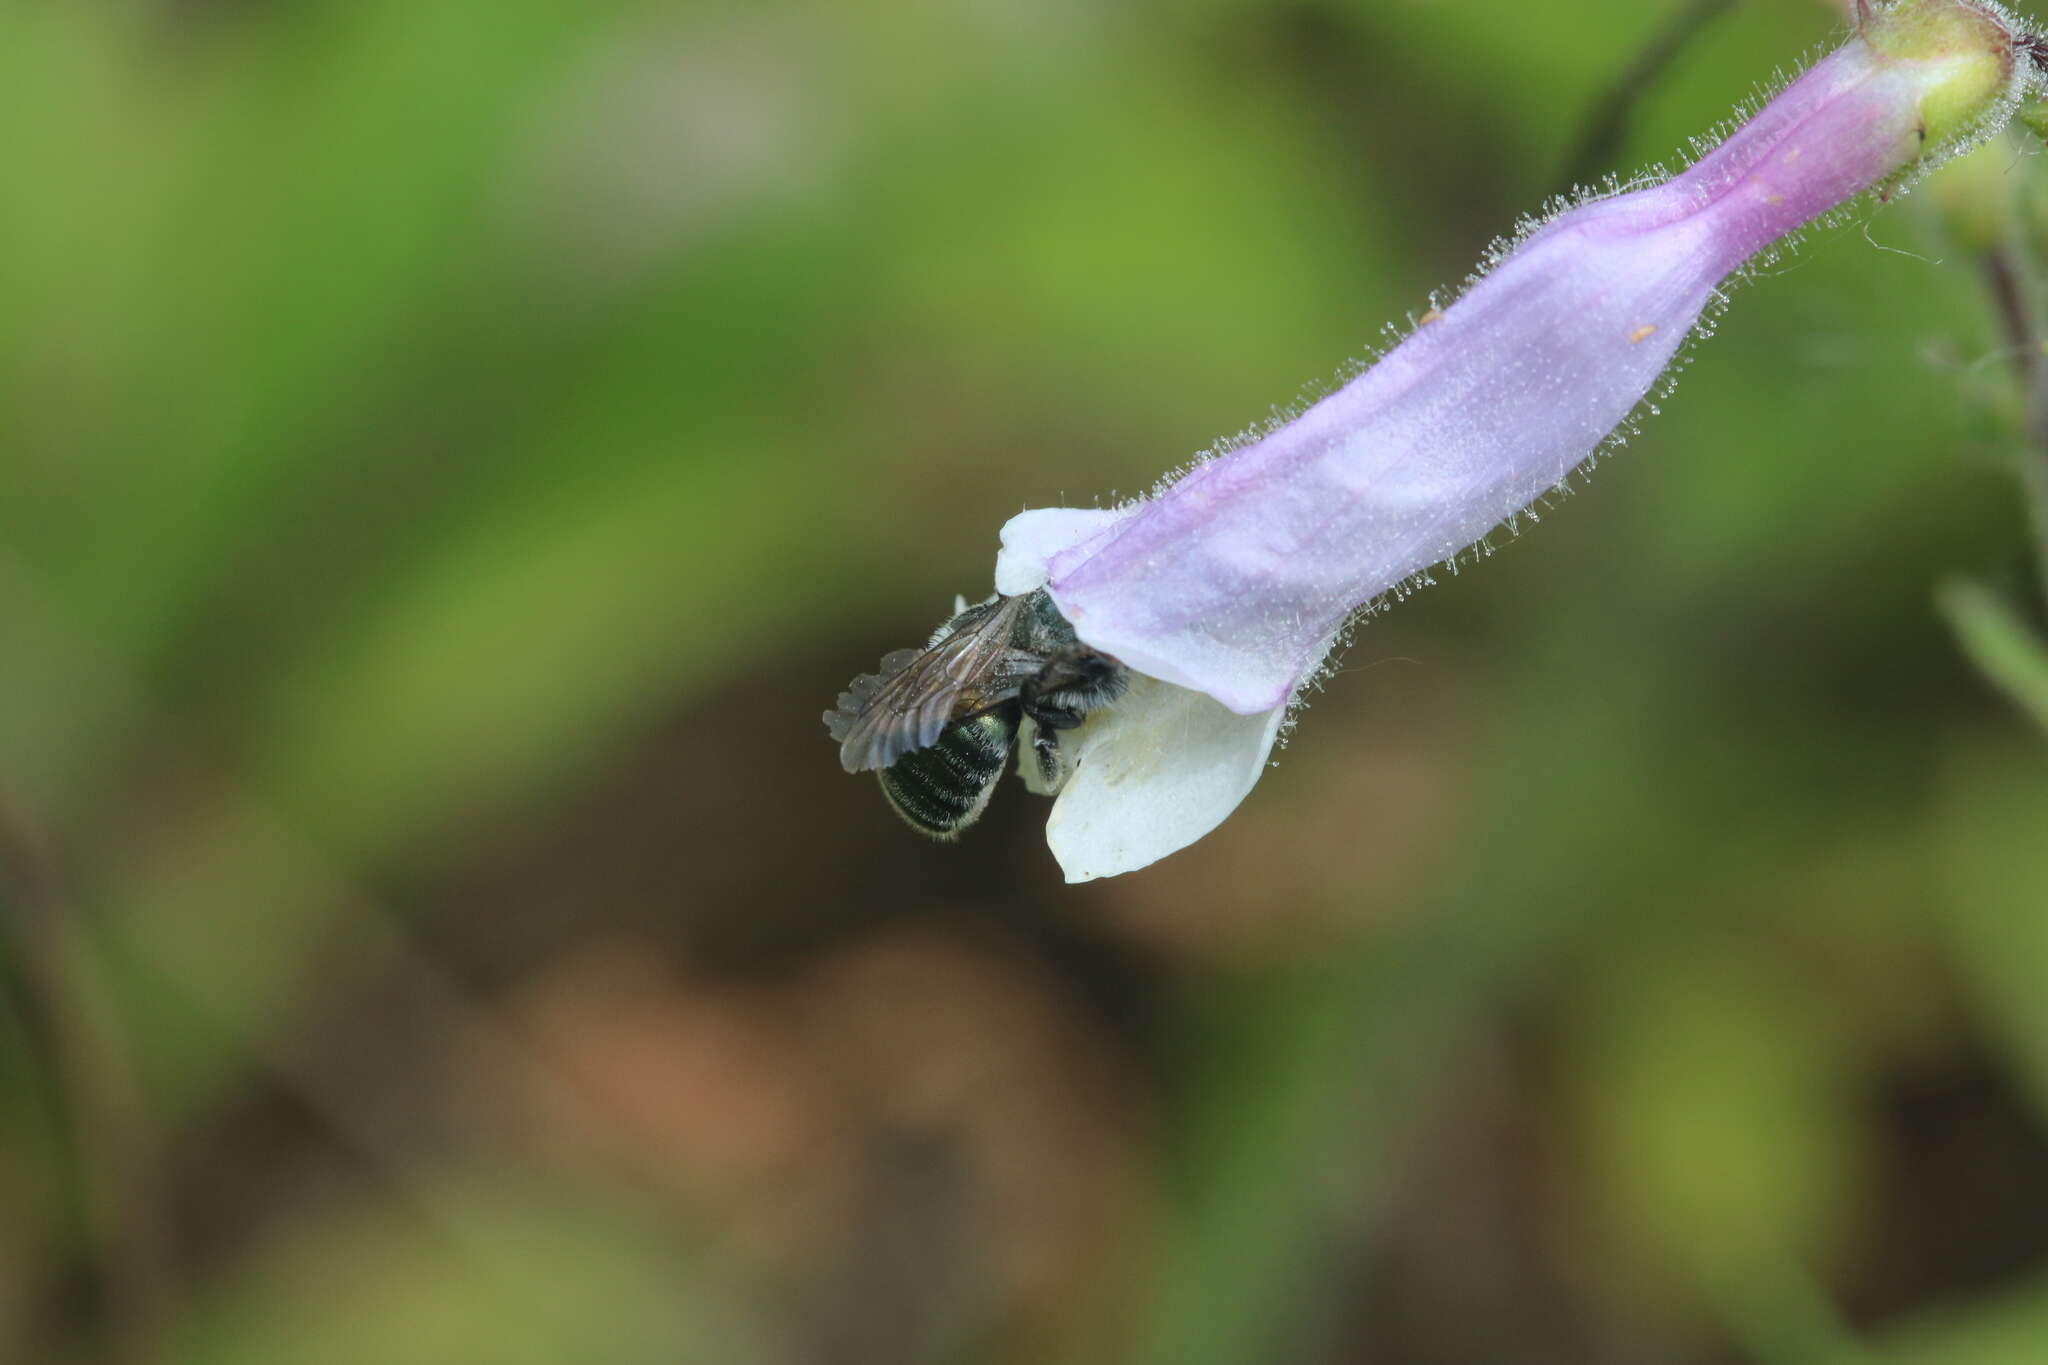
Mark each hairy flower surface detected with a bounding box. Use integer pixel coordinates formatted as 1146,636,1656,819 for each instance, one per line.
985,0,2038,881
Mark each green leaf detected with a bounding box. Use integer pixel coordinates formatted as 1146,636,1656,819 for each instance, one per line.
1937,579,2048,739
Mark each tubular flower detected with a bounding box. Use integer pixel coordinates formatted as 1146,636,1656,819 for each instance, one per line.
838,0,2041,880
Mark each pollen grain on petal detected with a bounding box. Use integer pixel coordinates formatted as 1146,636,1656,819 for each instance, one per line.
1628,324,1659,344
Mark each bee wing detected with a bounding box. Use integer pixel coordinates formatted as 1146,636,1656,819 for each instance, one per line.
826,596,1033,773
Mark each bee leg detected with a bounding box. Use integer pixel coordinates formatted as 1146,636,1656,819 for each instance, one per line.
1029,726,1070,795
1016,714,1070,796
1018,651,1124,798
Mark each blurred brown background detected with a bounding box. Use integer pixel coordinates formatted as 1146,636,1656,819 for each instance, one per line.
4,0,2048,1362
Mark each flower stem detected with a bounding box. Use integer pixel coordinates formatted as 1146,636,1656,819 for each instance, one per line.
2021,451,2048,610
1981,245,2048,610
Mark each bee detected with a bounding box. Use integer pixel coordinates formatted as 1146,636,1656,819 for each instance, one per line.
824,589,1128,838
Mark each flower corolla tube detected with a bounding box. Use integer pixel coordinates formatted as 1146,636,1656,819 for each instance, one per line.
830,0,2041,881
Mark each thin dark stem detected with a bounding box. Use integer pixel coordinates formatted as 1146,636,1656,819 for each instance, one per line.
1982,246,2048,610
1980,248,2034,377
2019,411,2048,617
1560,0,1738,191
0,802,171,1365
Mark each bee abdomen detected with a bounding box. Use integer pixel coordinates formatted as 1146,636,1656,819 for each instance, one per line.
876,705,1018,838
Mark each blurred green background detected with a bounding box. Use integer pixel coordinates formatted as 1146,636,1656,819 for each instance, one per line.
4,0,2048,1361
